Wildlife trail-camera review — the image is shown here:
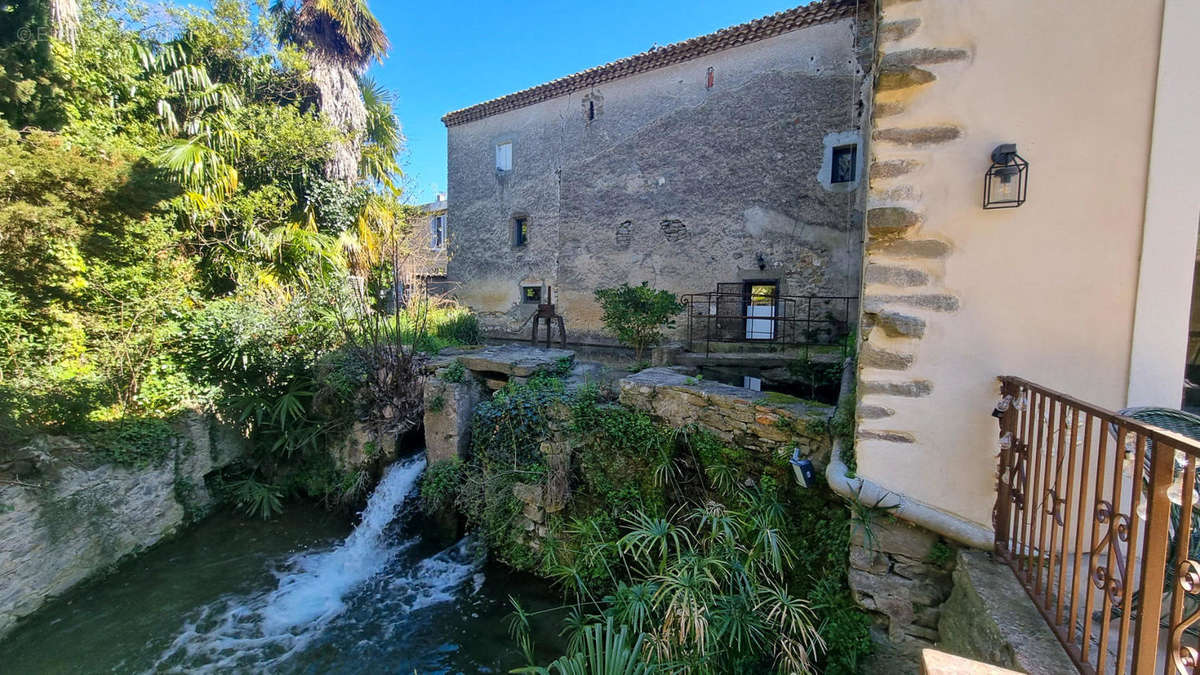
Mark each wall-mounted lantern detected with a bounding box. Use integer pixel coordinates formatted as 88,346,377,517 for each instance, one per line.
790,448,815,488
756,252,767,271
983,143,1028,209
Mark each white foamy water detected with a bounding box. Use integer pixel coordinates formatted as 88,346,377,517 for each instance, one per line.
150,455,484,673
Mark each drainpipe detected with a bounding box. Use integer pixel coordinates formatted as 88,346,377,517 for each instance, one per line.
824,358,994,550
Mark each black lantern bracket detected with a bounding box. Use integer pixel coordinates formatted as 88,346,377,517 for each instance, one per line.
983,143,1028,209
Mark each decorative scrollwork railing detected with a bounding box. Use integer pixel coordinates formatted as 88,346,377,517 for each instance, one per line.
994,377,1200,674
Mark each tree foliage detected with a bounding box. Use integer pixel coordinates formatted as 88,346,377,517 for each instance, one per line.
594,283,685,362
0,0,457,522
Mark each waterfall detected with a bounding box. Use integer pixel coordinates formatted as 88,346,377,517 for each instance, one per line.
260,456,427,632
151,454,482,673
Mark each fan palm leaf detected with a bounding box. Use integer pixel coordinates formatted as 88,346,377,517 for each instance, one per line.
514,619,654,675
620,510,690,575
359,76,403,189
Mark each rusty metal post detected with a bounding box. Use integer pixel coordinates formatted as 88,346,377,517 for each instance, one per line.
994,379,1017,554
1132,438,1174,673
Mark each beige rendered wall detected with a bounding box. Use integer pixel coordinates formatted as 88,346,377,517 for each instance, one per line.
858,0,1173,529
1126,0,1200,407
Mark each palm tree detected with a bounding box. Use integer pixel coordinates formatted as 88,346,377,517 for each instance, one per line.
50,0,80,47
274,0,389,184
359,76,403,191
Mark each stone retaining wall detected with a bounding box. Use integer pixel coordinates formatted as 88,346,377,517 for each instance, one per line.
938,550,1076,675
617,367,833,462
848,517,956,673
423,345,575,465
0,413,244,639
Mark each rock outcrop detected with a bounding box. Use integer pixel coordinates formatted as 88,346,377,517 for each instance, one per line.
0,413,244,639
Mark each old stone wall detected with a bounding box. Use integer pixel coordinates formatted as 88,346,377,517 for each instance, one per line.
445,15,871,342
0,413,244,639
618,367,832,462
937,550,1075,675
847,516,956,673
422,346,575,465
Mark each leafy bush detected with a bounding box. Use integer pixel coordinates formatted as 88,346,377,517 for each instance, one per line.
593,282,684,362
430,304,482,346
442,360,466,384
420,458,464,515
0,125,199,442
456,376,872,672
786,358,843,401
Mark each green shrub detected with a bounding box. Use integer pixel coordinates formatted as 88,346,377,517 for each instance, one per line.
430,305,482,345
427,394,445,413
929,540,954,566
786,358,843,400
420,458,464,514
442,360,465,383
594,282,684,362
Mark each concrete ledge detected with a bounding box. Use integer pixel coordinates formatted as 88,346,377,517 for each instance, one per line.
938,550,1078,675
922,649,1022,675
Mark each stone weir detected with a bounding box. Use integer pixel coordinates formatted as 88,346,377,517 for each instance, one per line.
422,345,575,464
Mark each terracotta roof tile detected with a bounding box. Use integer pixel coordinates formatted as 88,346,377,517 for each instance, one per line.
441,0,859,127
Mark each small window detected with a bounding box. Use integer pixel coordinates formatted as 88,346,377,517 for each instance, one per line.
430,215,445,250
513,216,529,247
831,144,857,183
496,142,512,171
522,285,542,304
587,100,595,122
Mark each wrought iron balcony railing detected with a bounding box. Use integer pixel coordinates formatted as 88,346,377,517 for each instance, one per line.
995,377,1200,674
681,287,856,357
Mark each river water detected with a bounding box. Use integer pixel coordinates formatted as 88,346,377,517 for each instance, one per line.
0,455,564,673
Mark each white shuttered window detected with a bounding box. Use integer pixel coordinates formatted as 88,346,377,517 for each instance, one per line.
495,142,512,171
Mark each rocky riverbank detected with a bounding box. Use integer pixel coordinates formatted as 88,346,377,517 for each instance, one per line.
0,413,244,638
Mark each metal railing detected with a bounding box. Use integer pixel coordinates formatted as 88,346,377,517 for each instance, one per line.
681,290,856,357
995,376,1200,674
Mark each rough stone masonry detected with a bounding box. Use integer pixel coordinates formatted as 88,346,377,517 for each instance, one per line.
442,3,873,342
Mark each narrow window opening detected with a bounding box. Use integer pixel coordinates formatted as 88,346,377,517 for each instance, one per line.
513,216,529,247
430,215,445,250
831,144,857,184
521,285,542,304
706,66,714,89
587,100,595,121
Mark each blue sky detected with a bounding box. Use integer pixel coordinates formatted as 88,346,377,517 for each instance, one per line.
365,0,805,204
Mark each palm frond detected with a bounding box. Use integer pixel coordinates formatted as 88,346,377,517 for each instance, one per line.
515,619,654,675
287,0,390,68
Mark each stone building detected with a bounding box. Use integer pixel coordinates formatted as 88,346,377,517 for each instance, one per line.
441,0,874,343
389,194,449,304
